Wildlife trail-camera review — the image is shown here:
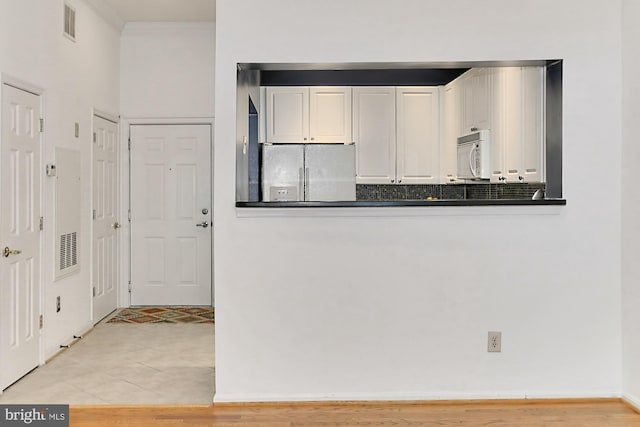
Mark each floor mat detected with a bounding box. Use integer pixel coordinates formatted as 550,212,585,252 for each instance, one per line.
107,306,214,324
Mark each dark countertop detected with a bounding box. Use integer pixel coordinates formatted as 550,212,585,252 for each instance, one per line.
236,199,566,208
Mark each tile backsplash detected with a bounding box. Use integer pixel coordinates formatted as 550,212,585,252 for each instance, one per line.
356,183,546,201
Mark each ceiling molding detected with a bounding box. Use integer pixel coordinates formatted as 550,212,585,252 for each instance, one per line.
82,0,125,32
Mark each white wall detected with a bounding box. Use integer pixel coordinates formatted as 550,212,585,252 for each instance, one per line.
120,22,215,119
621,0,640,410
118,22,215,308
0,0,120,358
214,0,623,402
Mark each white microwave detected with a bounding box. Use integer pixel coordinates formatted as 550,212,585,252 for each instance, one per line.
457,130,491,180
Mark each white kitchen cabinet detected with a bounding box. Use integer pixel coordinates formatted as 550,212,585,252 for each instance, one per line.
266,86,309,143
353,86,439,185
309,87,352,143
461,68,492,134
352,87,396,184
490,67,545,183
265,86,352,144
521,67,544,183
442,82,461,182
396,87,440,184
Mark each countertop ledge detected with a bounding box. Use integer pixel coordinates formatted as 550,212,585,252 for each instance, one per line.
236,199,566,208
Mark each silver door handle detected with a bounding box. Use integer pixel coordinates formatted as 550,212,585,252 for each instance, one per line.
112,222,121,229
196,222,209,228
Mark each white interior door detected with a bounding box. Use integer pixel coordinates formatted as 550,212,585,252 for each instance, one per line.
92,115,118,322
0,83,41,391
130,124,212,306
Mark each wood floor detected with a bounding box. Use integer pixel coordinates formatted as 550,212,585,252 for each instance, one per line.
69,399,640,426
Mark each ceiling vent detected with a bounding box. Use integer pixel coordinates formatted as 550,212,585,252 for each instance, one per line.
64,3,76,41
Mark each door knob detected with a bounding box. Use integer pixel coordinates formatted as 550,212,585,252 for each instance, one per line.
196,221,209,228
3,247,21,258
112,222,121,229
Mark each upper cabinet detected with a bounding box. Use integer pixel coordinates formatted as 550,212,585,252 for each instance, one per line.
266,86,309,143
461,68,492,134
352,87,396,184
442,83,461,183
309,87,352,143
265,86,352,143
353,86,439,185
396,87,440,184
490,67,545,183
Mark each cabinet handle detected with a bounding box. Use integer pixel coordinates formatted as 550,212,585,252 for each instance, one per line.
518,176,524,182
398,180,402,183
303,137,307,141
310,137,315,141
391,179,395,183
471,127,478,132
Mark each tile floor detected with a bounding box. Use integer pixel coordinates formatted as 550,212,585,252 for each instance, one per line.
0,321,215,405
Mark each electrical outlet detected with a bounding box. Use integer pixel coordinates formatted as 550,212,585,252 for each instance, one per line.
488,331,501,352
56,296,61,313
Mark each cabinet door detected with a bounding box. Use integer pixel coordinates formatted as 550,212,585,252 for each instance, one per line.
461,71,475,134
266,87,309,143
442,83,460,182
309,87,352,143
396,87,440,184
352,87,396,184
502,67,525,183
490,68,506,183
461,69,492,134
474,68,492,131
522,67,544,182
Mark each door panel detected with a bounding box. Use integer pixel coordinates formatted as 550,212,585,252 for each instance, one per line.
0,83,41,391
266,87,309,143
92,115,118,322
309,87,352,143
352,87,396,184
130,125,212,306
396,87,440,184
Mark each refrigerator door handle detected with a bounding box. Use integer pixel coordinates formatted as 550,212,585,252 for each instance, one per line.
305,167,310,201
298,167,304,201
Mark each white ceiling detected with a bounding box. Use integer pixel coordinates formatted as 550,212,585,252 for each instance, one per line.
102,0,216,22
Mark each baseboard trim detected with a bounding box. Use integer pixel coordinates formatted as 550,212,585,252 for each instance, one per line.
213,397,622,407
623,395,640,414
44,323,95,363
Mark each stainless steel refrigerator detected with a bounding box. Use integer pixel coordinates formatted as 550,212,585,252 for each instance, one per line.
261,144,356,201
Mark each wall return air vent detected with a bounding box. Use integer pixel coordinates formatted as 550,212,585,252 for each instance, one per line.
55,148,81,279
64,3,76,41
59,232,78,271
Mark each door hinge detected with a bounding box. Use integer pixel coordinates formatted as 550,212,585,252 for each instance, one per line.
128,281,132,292
39,315,43,329
92,209,96,220
128,209,131,222
128,138,131,150
39,118,44,133
93,132,97,143
93,287,96,297
39,217,44,231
